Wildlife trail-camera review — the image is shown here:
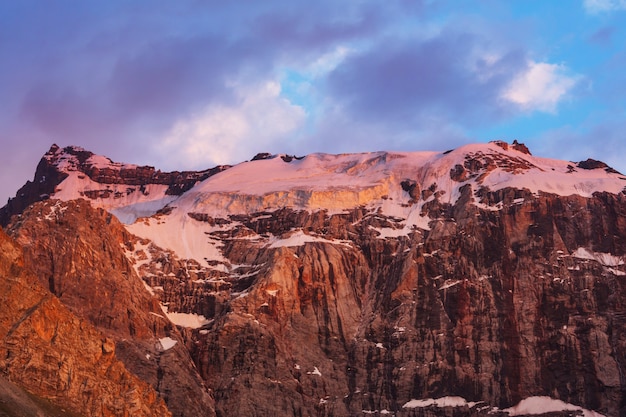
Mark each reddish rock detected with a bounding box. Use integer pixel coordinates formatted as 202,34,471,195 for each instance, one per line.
7,199,216,417
0,228,171,417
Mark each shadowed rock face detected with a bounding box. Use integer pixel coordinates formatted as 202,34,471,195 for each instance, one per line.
134,190,626,417
0,228,171,417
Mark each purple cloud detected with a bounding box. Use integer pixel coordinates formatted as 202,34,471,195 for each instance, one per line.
1,0,624,205
326,31,528,127
588,26,615,44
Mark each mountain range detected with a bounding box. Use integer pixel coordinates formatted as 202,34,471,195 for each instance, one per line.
0,140,624,417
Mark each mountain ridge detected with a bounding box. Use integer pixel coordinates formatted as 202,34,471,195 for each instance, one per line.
1,141,626,417
3,141,625,228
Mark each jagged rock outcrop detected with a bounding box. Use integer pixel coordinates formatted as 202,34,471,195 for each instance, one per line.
577,158,622,174
0,228,170,417
6,199,215,417
492,139,532,155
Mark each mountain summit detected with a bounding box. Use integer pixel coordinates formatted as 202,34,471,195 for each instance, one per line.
2,140,624,226
1,141,625,417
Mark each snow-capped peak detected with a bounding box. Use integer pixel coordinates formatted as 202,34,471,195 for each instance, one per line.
8,140,624,269
33,141,626,224
168,140,625,217
44,144,138,173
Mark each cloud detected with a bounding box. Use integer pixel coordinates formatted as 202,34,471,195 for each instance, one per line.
326,31,528,127
501,61,581,113
157,81,306,168
251,3,383,54
588,26,615,44
583,0,626,13
304,104,472,156
1,0,620,205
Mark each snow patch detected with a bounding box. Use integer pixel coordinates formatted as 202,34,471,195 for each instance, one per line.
142,280,156,296
165,312,211,329
127,209,228,267
160,303,210,328
53,171,174,223
268,230,349,248
158,337,177,351
43,200,68,221
370,226,410,239
403,396,476,409
572,248,624,267
504,396,605,417
307,367,322,376
439,279,462,290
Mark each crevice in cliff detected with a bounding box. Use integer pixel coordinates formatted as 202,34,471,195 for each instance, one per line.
4,295,49,342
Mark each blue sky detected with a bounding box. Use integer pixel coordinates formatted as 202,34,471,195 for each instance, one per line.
1,0,625,203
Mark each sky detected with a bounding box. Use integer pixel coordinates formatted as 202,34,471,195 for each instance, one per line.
1,0,625,203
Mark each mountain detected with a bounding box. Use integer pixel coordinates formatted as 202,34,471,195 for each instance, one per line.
1,140,625,417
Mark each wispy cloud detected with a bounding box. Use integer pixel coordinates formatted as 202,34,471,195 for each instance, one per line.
583,0,626,13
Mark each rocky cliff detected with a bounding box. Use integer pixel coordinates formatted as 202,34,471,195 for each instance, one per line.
6,199,215,417
0,227,170,417
137,195,626,416
2,141,625,417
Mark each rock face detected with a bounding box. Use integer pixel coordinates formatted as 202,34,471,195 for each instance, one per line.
2,141,626,417
143,195,626,416
6,199,215,417
0,228,170,417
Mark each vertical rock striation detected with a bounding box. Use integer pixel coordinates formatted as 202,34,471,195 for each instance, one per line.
145,192,626,416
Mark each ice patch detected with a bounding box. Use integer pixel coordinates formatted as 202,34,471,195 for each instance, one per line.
110,196,177,224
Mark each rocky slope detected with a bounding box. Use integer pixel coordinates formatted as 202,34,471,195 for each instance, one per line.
2,140,626,417
6,199,215,417
0,227,170,417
